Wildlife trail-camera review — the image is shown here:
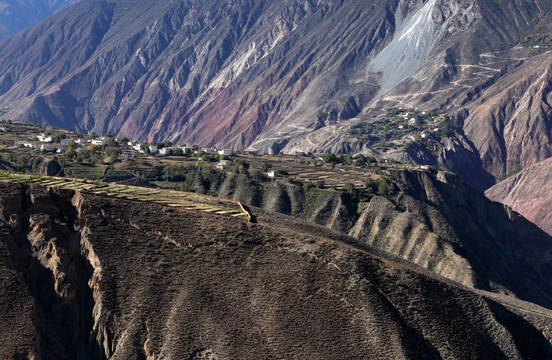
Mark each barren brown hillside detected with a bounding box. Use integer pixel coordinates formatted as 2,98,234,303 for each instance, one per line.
1,182,552,359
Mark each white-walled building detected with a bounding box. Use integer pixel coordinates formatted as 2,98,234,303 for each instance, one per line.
218,149,233,156
37,134,52,142
159,147,171,156
215,160,230,171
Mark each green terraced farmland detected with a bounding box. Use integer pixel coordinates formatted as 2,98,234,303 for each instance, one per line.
0,171,249,218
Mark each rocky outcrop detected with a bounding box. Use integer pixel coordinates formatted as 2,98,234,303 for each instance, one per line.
28,156,63,176
384,132,495,191
1,181,552,358
0,184,102,359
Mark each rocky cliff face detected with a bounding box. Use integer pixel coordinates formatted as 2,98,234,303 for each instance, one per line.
1,181,552,359
0,0,550,160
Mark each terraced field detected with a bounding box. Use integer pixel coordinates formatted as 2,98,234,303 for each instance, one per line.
235,155,403,190
0,171,249,218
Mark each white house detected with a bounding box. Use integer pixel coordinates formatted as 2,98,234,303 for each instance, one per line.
21,141,34,148
91,139,105,146
40,144,54,152
149,145,158,154
37,134,52,142
267,171,276,178
215,160,230,171
159,147,171,156
56,147,66,153
60,139,73,146
134,144,145,152
408,118,416,124
202,147,214,154
75,138,84,145
218,149,233,156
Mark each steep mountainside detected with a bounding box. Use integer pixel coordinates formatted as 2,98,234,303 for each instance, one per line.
1,182,552,359
463,51,552,179
0,0,550,159
0,0,78,38
209,168,552,308
124,162,552,309
486,157,552,235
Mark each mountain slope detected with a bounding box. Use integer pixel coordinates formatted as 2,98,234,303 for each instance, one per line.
1,182,552,358
461,50,552,179
0,0,550,157
99,157,552,309
196,166,552,308
0,0,78,38
486,157,552,235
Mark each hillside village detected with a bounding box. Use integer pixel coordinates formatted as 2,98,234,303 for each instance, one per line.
0,119,238,169
0,120,233,157
0,119,436,194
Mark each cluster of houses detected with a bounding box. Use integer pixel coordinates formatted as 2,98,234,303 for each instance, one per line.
4,132,236,168
3,133,87,153
128,141,233,158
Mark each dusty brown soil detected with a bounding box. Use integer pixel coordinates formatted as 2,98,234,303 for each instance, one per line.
0,182,552,359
